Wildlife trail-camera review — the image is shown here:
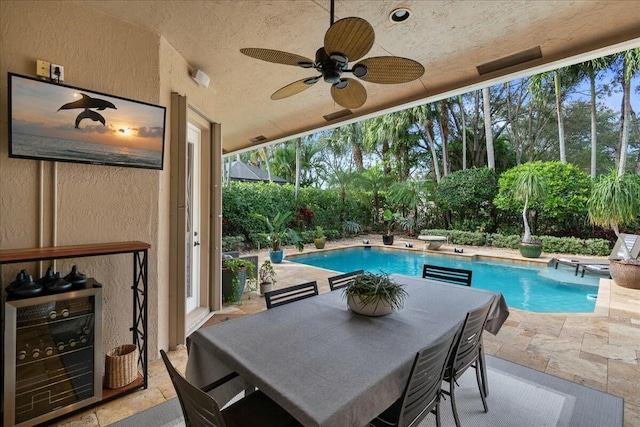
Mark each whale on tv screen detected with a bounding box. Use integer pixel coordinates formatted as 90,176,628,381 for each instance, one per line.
8,73,167,170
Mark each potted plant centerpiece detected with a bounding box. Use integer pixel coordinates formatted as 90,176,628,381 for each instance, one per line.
258,260,277,295
343,272,408,316
251,212,304,263
222,256,255,304
382,209,404,245
587,169,640,289
313,226,326,249
512,163,547,258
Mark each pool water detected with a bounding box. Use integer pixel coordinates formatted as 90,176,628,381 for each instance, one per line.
289,247,600,313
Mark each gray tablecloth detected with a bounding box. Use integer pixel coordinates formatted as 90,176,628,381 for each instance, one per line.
186,274,509,427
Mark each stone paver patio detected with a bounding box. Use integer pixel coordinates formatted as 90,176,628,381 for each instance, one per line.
57,235,640,427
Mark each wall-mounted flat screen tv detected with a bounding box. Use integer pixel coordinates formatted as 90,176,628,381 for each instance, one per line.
8,73,166,170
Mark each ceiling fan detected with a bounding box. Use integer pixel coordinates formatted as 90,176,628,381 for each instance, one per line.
240,0,425,110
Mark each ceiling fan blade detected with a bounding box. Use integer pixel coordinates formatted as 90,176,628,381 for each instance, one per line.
324,17,374,62
353,57,425,84
330,78,367,109
271,77,319,100
240,48,314,67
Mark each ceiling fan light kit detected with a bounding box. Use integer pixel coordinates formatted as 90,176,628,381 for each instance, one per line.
240,0,424,110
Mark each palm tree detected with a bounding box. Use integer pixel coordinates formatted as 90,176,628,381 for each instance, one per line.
528,68,581,163
482,87,495,169
513,163,547,243
352,165,389,224
588,169,640,261
249,146,273,182
458,94,467,170
616,48,640,175
412,104,442,182
331,123,365,171
579,57,611,178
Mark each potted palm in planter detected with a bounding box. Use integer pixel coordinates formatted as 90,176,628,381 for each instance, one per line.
343,272,408,316
382,209,403,245
587,169,640,289
251,212,304,263
222,257,255,304
258,260,277,295
513,163,547,258
313,226,326,249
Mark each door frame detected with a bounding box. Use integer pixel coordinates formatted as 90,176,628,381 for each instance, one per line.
169,93,223,348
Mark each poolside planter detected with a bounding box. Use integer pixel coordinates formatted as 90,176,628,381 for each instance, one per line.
610,261,640,289
314,237,326,249
519,241,542,258
222,267,247,303
269,249,284,264
382,235,394,245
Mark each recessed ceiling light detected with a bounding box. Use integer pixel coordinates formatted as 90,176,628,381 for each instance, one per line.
389,8,411,23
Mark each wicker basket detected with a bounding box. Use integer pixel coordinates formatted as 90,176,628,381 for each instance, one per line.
105,344,138,389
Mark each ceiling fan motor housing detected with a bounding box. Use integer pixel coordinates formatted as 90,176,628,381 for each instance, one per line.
316,47,347,84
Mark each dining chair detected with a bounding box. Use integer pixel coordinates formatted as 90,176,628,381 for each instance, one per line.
422,264,472,286
264,281,319,309
328,269,364,291
369,323,461,427
442,298,494,427
160,350,301,427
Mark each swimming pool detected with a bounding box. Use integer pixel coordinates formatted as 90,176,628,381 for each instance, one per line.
288,247,600,313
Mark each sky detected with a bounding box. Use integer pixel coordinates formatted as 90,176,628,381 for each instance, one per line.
10,75,166,152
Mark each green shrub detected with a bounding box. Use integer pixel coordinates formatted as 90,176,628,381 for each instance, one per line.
435,168,498,230
223,182,372,244
494,161,592,236
222,235,245,252
488,233,521,249
420,229,611,255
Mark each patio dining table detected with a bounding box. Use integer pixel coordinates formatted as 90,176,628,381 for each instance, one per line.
186,273,509,427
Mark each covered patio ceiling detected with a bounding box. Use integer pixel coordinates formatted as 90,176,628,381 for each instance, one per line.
80,1,640,154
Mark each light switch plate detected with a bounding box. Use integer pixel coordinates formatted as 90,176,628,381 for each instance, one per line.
36,60,51,78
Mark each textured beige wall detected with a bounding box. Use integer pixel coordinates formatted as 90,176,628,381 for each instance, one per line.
1,0,219,359
0,2,164,358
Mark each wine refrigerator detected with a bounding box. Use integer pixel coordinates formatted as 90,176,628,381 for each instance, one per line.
3,287,103,427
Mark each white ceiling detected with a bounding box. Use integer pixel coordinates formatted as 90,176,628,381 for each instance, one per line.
80,1,640,153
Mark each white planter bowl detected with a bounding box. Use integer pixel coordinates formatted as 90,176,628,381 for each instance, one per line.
347,294,394,317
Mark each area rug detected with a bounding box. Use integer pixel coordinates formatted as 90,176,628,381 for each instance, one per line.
108,355,623,427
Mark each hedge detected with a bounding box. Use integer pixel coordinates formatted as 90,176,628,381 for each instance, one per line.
420,229,611,256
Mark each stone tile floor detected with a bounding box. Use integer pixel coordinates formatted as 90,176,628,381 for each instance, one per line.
55,236,640,426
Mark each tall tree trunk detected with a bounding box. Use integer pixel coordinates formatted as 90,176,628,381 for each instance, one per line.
422,122,441,183
439,101,450,176
473,90,481,167
631,109,640,173
263,146,272,182
505,81,521,165
352,141,364,171
619,76,631,176
482,87,495,169
554,72,566,162
589,68,598,178
295,137,301,200
459,95,467,170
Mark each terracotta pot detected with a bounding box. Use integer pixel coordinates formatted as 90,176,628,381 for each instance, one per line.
610,260,640,289
519,241,542,258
